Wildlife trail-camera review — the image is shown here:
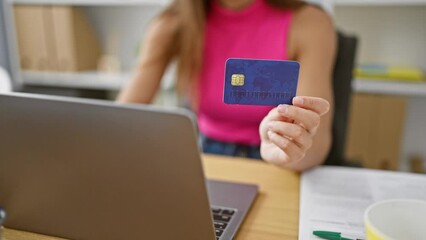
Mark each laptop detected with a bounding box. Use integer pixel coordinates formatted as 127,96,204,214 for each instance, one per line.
0,92,258,240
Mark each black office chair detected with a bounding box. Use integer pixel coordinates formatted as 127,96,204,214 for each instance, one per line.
324,31,358,166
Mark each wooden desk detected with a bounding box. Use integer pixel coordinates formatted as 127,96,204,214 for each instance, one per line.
2,154,301,240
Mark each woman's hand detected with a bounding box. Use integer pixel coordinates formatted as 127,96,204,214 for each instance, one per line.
259,96,330,168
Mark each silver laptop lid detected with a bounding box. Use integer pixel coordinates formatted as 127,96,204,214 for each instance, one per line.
0,92,216,240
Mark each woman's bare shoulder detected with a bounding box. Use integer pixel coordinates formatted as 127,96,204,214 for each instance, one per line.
290,4,335,56
293,5,333,31
148,12,180,42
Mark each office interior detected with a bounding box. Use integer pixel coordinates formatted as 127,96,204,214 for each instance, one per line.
0,1,425,171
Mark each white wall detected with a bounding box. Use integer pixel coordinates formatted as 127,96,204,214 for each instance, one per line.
334,6,426,69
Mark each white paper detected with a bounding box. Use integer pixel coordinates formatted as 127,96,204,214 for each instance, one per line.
299,166,426,240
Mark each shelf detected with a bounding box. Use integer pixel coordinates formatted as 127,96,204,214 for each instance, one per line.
21,72,426,97
7,0,170,6
21,71,130,91
334,0,426,6
353,79,426,97
21,70,176,91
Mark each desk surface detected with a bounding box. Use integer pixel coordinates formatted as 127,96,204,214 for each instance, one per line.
2,154,300,240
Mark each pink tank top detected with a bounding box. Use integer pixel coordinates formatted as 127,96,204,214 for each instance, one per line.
197,0,293,146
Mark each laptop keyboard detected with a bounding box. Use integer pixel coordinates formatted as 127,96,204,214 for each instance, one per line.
211,206,237,240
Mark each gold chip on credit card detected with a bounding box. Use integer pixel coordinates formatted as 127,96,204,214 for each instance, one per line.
231,74,245,86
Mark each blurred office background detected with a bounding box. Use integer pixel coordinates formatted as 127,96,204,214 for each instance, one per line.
0,2,9,70
0,0,425,173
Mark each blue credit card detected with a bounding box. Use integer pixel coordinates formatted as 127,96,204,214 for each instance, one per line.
223,58,299,106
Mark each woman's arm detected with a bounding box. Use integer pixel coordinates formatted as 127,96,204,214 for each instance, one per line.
117,15,178,104
260,6,336,171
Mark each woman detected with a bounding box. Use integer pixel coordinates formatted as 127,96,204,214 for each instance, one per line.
118,0,336,171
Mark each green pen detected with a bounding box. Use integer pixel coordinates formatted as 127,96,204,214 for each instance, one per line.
313,230,363,240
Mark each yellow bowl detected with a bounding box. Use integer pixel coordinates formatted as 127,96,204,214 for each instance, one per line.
364,199,426,240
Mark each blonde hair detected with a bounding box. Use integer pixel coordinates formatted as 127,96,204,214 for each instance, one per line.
160,0,306,96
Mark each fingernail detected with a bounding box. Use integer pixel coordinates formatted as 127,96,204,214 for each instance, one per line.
277,104,288,114
267,122,274,129
293,97,303,105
